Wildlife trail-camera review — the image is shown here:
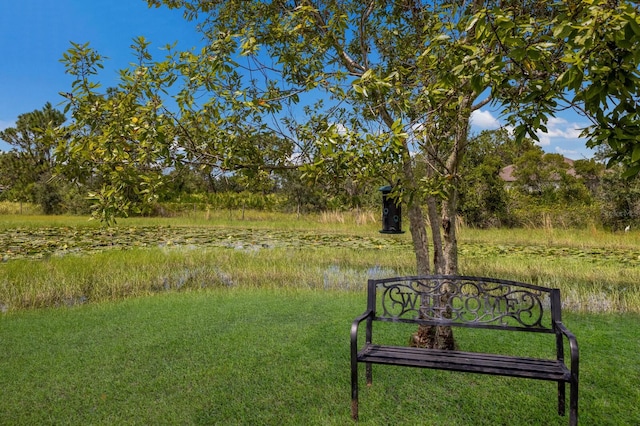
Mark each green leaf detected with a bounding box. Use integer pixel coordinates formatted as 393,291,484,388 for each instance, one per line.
391,118,403,133
465,15,479,33
495,16,515,30
621,163,640,179
470,75,485,94
632,143,640,162
626,17,640,37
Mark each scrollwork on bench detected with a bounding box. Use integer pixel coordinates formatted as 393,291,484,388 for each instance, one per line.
378,276,551,329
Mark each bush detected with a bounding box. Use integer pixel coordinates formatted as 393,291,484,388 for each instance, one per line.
509,203,601,229
60,184,93,215
34,179,63,215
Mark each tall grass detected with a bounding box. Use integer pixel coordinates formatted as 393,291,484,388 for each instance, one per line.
0,245,414,312
460,254,640,313
0,201,41,216
462,225,640,250
0,209,382,234
1,211,639,313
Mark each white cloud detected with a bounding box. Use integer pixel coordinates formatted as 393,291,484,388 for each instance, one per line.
470,109,500,129
535,133,552,146
535,117,587,155
331,122,348,135
537,117,596,158
554,146,581,157
468,109,594,158
535,117,583,144
471,111,585,141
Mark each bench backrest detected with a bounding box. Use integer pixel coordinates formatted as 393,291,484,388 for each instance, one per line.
368,275,562,333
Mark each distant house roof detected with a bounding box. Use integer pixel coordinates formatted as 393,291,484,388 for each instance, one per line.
499,157,576,182
499,164,517,182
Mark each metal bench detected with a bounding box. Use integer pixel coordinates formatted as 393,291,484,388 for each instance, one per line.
350,275,579,425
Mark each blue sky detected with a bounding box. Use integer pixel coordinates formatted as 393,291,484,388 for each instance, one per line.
1,0,595,158
0,0,199,151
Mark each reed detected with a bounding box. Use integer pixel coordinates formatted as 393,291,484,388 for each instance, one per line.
0,211,638,313
0,202,42,216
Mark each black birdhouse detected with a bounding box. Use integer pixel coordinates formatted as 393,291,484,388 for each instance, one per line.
379,185,403,234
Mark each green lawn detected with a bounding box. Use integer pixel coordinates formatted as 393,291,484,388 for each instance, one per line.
1,289,638,425
1,213,639,424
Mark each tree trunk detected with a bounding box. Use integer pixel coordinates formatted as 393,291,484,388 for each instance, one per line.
410,188,458,350
442,99,470,276
442,188,459,275
407,202,431,275
402,177,456,349
378,99,464,350
426,194,445,274
411,193,456,350
402,157,456,349
411,101,471,350
396,119,431,277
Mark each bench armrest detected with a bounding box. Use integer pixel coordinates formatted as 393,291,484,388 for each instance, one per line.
351,310,374,356
556,321,580,377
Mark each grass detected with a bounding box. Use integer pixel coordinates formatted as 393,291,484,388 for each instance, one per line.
462,225,640,249
0,208,381,233
1,211,639,424
0,245,415,311
3,240,636,313
1,210,639,313
1,289,638,425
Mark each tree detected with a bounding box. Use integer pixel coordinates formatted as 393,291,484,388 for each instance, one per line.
458,129,529,228
0,102,64,167
0,103,67,211
0,152,27,201
478,0,640,178
59,0,640,348
513,151,565,197
57,40,182,219
573,158,605,194
555,1,640,178
593,147,640,230
598,166,640,230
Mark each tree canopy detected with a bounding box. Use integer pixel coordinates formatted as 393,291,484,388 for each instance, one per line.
56,0,640,275
0,102,65,169
0,103,67,210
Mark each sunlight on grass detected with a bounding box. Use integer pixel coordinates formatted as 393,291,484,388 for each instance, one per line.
1,211,639,424
0,290,638,425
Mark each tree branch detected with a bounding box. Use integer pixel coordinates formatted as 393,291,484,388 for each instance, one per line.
471,95,492,112
359,0,375,70
303,0,366,75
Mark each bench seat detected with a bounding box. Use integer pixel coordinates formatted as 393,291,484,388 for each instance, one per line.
358,344,571,381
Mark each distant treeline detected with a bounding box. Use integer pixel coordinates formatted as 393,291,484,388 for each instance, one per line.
1,104,638,230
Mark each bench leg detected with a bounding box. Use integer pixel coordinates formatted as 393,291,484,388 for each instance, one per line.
557,381,566,416
569,378,579,426
351,361,359,421
351,397,358,421
366,362,372,386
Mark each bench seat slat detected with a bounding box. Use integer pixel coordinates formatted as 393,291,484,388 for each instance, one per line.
359,344,570,381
